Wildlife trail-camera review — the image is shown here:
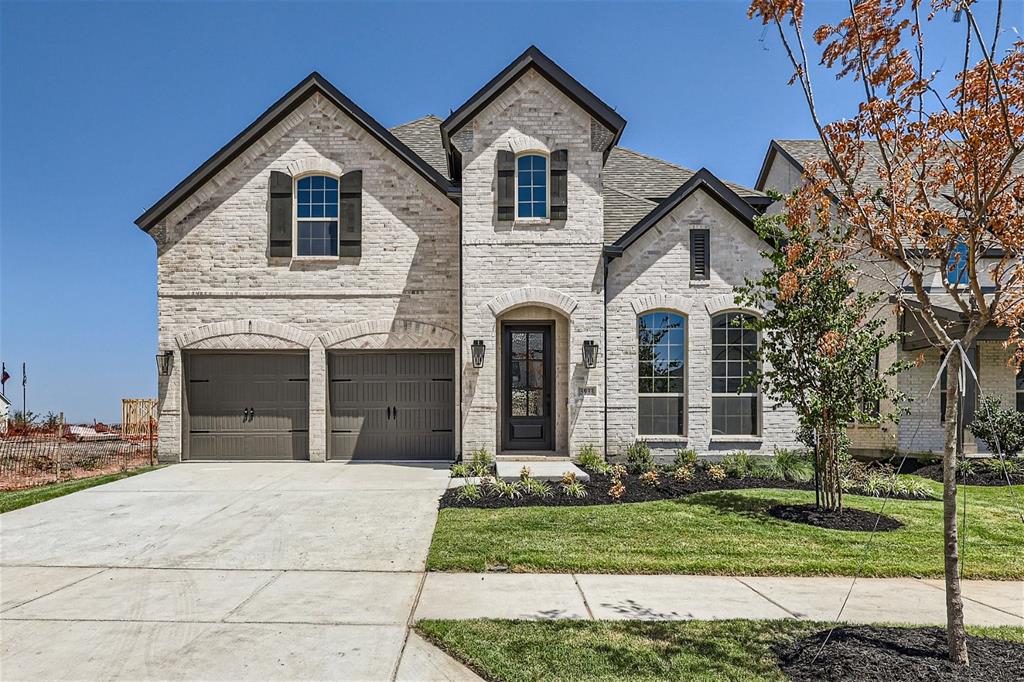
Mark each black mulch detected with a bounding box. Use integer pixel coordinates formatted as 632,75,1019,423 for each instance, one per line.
777,626,1024,682
914,463,1024,487
439,469,815,509
767,503,903,531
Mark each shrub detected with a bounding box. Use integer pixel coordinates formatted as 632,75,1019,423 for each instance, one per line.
561,471,578,486
955,458,975,479
968,396,1024,456
469,447,494,476
450,463,469,478
520,477,553,499
673,448,698,469
900,476,932,499
673,465,694,483
455,484,482,502
610,464,628,480
519,465,531,480
706,464,727,482
607,479,626,500
639,470,660,486
720,452,757,479
562,480,588,498
847,467,931,499
625,441,654,473
490,479,523,500
578,444,603,468
764,448,814,482
981,457,1023,477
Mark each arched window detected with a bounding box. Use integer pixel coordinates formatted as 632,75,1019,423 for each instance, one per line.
516,154,548,219
711,312,759,436
296,174,339,257
638,312,685,436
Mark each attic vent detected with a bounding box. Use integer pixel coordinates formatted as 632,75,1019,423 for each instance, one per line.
690,229,710,281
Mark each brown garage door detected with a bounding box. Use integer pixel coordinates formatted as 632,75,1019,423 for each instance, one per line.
186,353,309,460
328,351,454,460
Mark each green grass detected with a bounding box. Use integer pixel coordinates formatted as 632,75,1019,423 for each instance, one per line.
427,480,1024,578
0,467,162,513
416,619,1024,682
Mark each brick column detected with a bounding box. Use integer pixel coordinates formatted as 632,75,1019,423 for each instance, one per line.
308,338,327,461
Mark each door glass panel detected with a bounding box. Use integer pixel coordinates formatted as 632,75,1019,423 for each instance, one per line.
527,390,544,416
511,361,527,389
528,332,544,358
512,389,528,416
511,333,527,360
528,360,544,388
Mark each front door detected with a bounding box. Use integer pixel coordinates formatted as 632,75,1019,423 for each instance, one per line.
502,324,554,451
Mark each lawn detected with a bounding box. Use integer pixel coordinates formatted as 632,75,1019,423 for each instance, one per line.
0,467,161,513
417,619,1024,682
427,480,1024,578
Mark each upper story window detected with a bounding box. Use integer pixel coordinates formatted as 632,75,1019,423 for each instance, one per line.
638,312,686,436
296,175,339,257
947,239,969,285
711,312,760,436
516,154,548,219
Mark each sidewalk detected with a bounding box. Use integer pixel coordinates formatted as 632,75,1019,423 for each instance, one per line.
414,573,1024,626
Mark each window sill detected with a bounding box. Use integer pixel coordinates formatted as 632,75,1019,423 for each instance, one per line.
292,255,340,263
514,218,551,226
709,435,763,444
636,435,688,444
689,279,711,287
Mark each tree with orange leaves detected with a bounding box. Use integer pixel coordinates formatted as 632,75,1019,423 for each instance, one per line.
748,0,1023,665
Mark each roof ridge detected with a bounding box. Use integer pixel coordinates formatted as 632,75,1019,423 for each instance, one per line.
390,114,442,130
604,183,656,205
613,146,697,174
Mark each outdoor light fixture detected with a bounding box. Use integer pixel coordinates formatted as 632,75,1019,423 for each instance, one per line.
582,340,599,368
471,340,486,368
156,351,173,376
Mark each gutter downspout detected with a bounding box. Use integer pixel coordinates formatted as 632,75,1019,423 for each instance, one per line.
458,193,464,463
603,253,609,459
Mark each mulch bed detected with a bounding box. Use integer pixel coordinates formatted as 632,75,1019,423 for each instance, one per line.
777,625,1024,681
767,503,903,532
914,462,1024,487
439,469,815,509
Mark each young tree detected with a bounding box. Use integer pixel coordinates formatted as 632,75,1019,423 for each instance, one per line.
748,0,1023,664
736,208,908,511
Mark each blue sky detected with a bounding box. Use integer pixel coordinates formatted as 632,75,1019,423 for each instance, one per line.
0,1,1005,422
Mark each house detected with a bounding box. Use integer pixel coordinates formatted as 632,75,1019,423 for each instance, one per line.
0,393,9,434
756,140,1024,457
136,46,804,463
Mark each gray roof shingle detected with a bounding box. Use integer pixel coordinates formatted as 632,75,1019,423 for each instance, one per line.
390,115,449,180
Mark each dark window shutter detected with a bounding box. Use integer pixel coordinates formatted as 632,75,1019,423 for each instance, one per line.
339,170,362,257
496,150,515,221
268,171,292,257
550,149,568,221
690,229,710,280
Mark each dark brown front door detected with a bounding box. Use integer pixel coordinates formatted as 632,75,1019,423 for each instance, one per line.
502,324,554,451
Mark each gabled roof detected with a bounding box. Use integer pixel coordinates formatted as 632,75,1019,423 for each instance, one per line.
390,115,449,181
135,73,456,232
604,168,761,257
440,46,627,176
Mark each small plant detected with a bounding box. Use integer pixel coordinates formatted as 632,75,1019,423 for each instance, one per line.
639,469,660,486
520,465,532,480
900,476,932,500
673,465,694,483
469,447,494,476
610,463,628,480
561,471,578,486
625,440,654,473
589,460,612,475
490,479,523,500
706,464,727,482
450,463,469,478
720,452,757,479
847,467,932,499
454,484,482,502
673,448,698,469
521,477,553,498
968,396,1024,457
577,444,604,470
982,457,1023,477
607,479,626,500
764,448,814,482
562,480,588,498
955,458,975,479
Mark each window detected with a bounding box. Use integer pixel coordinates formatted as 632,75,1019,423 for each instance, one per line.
637,312,685,436
947,239,968,285
711,312,759,435
516,154,548,219
1017,367,1024,412
940,347,978,423
296,175,339,257
859,351,881,420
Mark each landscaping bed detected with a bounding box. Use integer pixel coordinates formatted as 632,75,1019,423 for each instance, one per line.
915,460,1024,487
767,503,903,531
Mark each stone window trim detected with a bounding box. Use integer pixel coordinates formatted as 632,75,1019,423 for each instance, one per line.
636,308,689,439
515,151,550,221
292,171,341,261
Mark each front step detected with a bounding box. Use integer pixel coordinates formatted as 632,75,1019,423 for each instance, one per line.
496,459,590,482
496,453,570,462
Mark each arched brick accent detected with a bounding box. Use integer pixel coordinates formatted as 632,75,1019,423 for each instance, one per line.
320,319,458,350
486,287,578,318
175,320,316,350
704,293,760,318
286,156,344,178
630,294,693,316
507,134,550,155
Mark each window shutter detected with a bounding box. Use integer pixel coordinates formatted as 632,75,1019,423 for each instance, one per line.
690,229,710,280
339,170,362,257
496,150,515,221
550,149,568,221
268,171,292,257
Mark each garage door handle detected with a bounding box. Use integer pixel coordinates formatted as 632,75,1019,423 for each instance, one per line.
393,406,398,419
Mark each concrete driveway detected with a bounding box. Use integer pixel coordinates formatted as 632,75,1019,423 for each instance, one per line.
0,462,479,681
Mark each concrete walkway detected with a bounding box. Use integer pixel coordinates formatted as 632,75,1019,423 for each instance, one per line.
0,462,480,681
414,573,1024,626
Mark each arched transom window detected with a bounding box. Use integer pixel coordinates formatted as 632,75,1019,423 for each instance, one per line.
711,312,760,436
516,154,548,219
638,312,686,436
296,174,339,257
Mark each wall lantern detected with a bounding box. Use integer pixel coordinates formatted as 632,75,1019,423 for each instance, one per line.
582,340,599,369
471,340,486,369
156,351,173,376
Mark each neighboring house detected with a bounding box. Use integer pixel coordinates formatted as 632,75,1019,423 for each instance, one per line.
756,140,1023,456
0,393,9,434
137,46,801,463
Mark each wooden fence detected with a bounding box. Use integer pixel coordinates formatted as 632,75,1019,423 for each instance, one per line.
121,398,158,437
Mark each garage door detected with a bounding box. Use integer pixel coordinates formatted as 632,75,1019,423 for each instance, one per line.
329,351,454,460
186,353,309,460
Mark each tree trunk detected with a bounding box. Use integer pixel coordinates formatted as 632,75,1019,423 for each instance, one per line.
815,421,842,512
942,346,970,665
